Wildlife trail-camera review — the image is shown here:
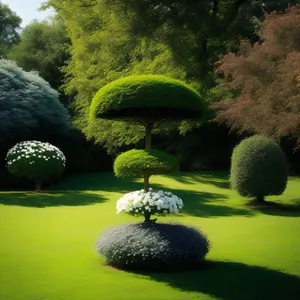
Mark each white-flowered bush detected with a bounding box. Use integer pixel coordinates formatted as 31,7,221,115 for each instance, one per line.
116,188,183,217
6,140,66,187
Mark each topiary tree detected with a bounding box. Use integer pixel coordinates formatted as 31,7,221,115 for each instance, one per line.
89,75,206,150
230,135,288,203
6,140,66,191
90,75,207,222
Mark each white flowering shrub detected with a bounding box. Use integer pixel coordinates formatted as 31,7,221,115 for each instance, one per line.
6,140,66,190
96,222,210,271
116,188,183,222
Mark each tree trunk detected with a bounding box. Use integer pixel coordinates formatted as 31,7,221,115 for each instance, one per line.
35,181,42,192
144,210,151,223
144,173,150,192
145,123,153,150
255,195,265,204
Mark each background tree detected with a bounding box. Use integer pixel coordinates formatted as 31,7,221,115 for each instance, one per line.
43,0,300,156
0,1,21,58
8,18,71,106
213,5,300,148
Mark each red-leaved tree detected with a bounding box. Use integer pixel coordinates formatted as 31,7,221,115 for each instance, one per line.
213,5,300,148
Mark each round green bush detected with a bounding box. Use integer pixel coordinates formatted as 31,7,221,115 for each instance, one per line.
6,140,66,187
0,59,70,146
230,135,288,200
96,222,210,271
89,75,206,122
114,149,179,177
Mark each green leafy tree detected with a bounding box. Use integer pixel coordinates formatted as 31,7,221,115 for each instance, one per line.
0,1,21,58
44,0,300,153
90,75,207,222
231,136,288,203
8,19,71,105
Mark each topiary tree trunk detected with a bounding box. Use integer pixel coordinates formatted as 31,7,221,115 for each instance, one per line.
145,123,153,150
143,122,153,193
35,181,42,192
255,195,265,204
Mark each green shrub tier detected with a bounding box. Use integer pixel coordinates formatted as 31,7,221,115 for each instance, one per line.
114,149,179,177
90,75,206,122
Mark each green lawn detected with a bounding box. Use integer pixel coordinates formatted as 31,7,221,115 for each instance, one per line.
0,171,300,300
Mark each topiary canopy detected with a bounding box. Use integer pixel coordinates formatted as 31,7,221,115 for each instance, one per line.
90,75,206,122
230,135,288,200
114,149,179,177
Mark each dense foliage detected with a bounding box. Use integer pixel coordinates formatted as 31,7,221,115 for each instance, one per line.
6,141,66,190
90,75,206,121
213,5,300,147
8,19,71,103
114,149,179,177
0,2,21,57
0,59,70,145
230,136,288,202
96,222,210,271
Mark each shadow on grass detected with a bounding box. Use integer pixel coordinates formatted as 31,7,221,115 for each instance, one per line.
247,199,300,217
173,189,254,218
52,173,252,218
51,172,165,193
168,171,231,189
145,260,300,300
0,190,107,208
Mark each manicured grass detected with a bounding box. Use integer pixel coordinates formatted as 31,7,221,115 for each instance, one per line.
0,171,300,300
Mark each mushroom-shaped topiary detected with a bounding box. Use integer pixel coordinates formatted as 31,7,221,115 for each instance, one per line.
90,75,206,149
6,140,66,191
230,135,288,204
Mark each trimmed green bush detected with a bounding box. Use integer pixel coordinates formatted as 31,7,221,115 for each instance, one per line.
114,149,179,177
6,140,66,191
89,75,206,122
96,222,210,271
230,135,288,202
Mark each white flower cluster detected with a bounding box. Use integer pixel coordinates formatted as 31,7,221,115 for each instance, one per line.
6,140,66,166
116,188,183,216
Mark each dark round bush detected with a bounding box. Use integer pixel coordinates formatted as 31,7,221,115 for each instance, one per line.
6,140,66,188
0,59,70,145
89,75,207,122
230,135,288,200
114,149,179,177
95,222,210,271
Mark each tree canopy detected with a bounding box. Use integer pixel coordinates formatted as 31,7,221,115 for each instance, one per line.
90,75,206,123
213,5,300,147
8,19,70,92
0,59,70,147
44,0,300,153
0,1,22,58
